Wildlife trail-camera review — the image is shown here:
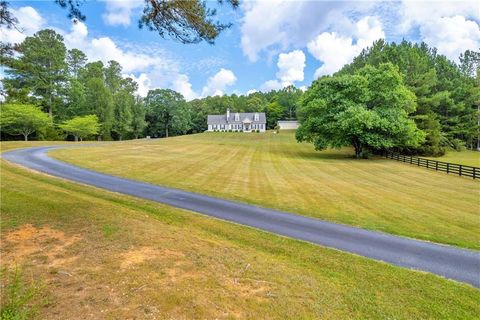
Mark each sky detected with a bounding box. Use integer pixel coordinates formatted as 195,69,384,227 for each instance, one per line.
1,0,479,100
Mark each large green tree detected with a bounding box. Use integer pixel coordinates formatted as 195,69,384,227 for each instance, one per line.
0,104,51,141
297,63,425,158
84,73,114,140
145,89,191,138
66,48,87,79
4,29,67,118
131,97,147,139
340,40,479,154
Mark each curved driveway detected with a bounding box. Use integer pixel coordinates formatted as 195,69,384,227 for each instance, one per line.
3,146,480,288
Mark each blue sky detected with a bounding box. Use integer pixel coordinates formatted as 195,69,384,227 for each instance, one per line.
1,1,479,100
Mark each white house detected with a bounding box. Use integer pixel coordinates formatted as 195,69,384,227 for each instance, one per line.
277,120,299,130
207,109,266,132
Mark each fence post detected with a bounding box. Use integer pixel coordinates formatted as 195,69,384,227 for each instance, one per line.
459,165,462,177
435,161,438,171
474,167,476,179
426,160,429,169
410,156,413,164
446,163,449,174
417,158,420,166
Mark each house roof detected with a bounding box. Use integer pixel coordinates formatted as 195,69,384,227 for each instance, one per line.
207,112,266,125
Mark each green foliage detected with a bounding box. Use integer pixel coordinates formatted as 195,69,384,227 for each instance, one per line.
297,63,425,157
145,89,191,138
4,29,67,118
276,85,303,119
0,267,45,320
131,97,147,139
66,48,87,78
340,40,479,154
265,101,283,129
0,104,51,141
84,75,114,140
58,114,100,141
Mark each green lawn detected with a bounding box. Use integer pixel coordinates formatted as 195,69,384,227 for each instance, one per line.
1,153,479,318
50,131,480,250
427,150,480,167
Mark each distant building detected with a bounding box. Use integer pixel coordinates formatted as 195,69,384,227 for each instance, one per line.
207,109,266,132
277,120,299,130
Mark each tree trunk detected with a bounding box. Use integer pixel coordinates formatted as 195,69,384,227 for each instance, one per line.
352,138,362,158
74,136,78,142
23,134,28,141
165,127,169,138
119,135,122,141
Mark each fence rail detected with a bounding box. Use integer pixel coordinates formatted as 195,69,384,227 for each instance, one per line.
385,152,479,179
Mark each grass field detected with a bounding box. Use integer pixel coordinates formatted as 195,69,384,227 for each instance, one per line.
1,149,480,318
50,131,480,250
427,150,480,167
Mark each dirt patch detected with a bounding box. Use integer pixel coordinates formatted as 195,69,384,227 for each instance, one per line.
119,246,187,269
1,224,81,268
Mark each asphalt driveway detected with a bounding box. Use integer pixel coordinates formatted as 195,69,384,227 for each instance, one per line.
3,146,479,288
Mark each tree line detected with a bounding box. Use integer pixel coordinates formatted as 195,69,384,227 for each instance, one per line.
1,28,303,141
1,29,478,158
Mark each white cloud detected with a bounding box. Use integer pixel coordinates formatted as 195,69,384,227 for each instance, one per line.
63,22,164,73
398,0,480,33
261,79,285,92
240,0,479,67
172,74,198,101
398,1,480,61
308,16,385,78
420,15,480,61
201,68,237,97
127,73,151,97
276,50,305,83
102,0,143,27
0,6,45,44
246,89,258,95
240,0,371,61
261,49,306,92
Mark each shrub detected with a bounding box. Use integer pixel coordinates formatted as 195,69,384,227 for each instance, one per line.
256,129,260,133
228,129,232,132
58,115,100,142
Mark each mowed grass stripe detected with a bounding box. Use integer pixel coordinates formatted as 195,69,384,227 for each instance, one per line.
2,159,480,318
49,132,480,249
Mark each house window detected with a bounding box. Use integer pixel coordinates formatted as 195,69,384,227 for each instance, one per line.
235,113,240,121
254,113,259,121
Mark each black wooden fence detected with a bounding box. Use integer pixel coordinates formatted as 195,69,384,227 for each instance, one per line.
385,152,479,179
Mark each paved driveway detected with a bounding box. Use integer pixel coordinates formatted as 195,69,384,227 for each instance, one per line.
3,146,480,288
